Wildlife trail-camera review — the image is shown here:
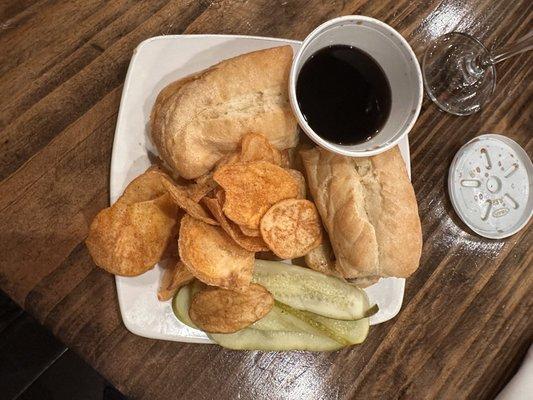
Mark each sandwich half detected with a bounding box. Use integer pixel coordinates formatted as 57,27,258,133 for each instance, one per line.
150,46,299,179
301,146,422,279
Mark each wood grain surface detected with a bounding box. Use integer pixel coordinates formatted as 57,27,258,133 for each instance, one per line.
1,1,531,399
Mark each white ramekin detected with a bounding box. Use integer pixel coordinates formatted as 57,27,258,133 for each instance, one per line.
289,15,423,157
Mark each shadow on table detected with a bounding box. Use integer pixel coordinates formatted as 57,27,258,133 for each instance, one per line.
0,290,129,400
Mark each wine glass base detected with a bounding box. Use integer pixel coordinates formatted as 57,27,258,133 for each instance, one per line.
423,32,496,116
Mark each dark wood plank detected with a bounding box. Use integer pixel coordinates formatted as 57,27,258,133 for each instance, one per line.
0,0,169,127
0,0,210,181
0,292,126,400
0,290,23,334
0,0,531,399
17,349,109,400
0,0,41,23
0,314,66,399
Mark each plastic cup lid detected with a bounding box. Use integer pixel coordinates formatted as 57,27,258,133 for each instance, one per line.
448,134,532,239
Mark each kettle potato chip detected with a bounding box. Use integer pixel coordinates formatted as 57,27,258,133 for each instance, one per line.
214,187,226,205
213,161,299,229
239,225,261,237
117,166,167,205
189,283,273,333
287,169,306,199
159,175,219,225
86,193,178,276
215,152,241,172
240,133,283,166
178,215,254,290
157,260,195,301
215,133,283,172
187,174,218,202
260,199,322,259
203,197,269,252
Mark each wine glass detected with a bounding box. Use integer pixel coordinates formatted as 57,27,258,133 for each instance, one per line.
423,31,533,116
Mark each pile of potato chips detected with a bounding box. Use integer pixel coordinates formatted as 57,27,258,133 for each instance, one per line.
86,133,324,333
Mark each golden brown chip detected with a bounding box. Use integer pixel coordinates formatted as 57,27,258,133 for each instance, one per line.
260,199,322,259
159,175,219,225
287,169,306,199
215,133,283,172
86,194,178,276
215,152,241,170
160,209,185,260
240,133,283,166
203,197,269,252
189,284,273,333
117,166,168,205
187,174,218,202
157,261,195,301
213,161,299,229
214,187,225,205
239,225,261,237
178,215,254,290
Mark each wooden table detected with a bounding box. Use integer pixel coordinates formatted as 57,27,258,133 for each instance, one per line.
1,1,531,399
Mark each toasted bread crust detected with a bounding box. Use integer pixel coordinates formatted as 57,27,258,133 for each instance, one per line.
301,146,422,278
151,46,298,179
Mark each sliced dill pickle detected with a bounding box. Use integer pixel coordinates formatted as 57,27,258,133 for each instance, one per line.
209,303,343,350
276,302,370,345
173,272,374,350
209,329,342,351
172,281,204,329
253,260,371,320
172,284,197,328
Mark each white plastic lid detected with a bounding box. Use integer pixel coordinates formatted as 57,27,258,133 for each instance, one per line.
448,134,532,239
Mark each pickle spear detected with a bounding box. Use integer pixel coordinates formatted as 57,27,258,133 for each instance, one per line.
253,260,371,320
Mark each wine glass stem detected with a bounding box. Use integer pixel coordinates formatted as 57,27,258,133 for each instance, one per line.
479,31,533,67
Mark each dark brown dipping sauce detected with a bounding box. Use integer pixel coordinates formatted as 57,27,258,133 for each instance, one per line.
296,45,391,145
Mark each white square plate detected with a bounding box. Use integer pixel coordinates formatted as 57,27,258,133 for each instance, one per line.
111,35,410,343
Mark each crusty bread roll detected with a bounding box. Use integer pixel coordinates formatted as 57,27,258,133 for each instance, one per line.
150,75,200,166
151,46,299,179
301,146,422,278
